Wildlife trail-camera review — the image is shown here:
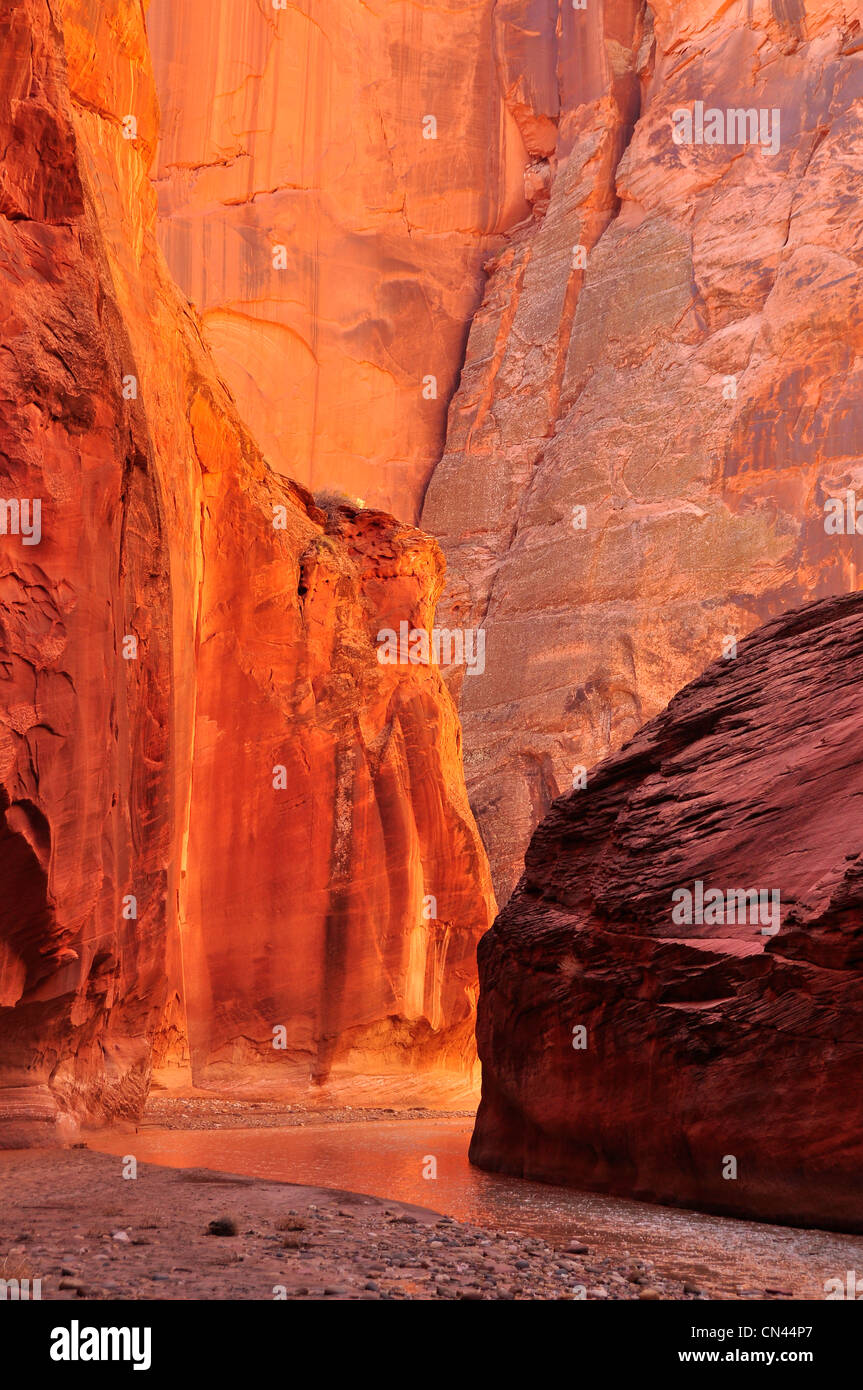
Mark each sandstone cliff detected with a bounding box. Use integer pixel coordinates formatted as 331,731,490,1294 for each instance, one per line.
423,0,863,901
148,0,531,521
471,591,863,1231
0,0,494,1144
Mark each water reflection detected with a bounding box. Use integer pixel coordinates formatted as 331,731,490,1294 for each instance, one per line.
90,1118,863,1298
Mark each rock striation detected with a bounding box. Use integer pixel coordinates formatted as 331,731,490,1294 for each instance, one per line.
147,0,531,521
423,0,863,902
471,591,863,1232
0,0,493,1145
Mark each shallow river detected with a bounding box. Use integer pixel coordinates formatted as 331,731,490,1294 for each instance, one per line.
90,1117,863,1299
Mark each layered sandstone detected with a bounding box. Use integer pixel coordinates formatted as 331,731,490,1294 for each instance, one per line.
180,495,495,1094
0,0,493,1144
0,0,177,1145
147,0,531,521
423,0,863,902
472,591,863,1232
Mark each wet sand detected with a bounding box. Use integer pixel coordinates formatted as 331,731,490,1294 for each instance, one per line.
1,1149,705,1301
1,1096,856,1300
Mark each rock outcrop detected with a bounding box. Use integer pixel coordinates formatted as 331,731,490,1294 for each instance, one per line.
423,0,863,902
147,0,531,521
0,0,493,1144
471,591,863,1232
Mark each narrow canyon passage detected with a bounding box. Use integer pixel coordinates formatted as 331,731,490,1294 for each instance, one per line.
2,0,863,1340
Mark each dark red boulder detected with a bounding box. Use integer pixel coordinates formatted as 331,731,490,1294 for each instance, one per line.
471,591,863,1232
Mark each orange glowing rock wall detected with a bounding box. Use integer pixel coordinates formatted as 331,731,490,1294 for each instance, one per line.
147,0,531,522
0,0,180,1144
423,0,863,900
150,0,863,911
0,0,494,1143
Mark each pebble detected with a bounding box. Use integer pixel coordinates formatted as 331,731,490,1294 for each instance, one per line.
207,1217,238,1237
0,1144,820,1303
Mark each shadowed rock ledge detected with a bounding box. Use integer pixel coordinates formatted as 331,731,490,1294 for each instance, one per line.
471,591,863,1232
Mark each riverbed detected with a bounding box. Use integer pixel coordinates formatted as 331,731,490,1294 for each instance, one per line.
88,1113,863,1299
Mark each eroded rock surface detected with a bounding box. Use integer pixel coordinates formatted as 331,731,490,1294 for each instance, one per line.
0,0,493,1144
471,592,863,1232
423,0,863,901
147,0,532,521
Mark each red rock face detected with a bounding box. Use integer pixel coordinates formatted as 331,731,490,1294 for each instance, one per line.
0,0,178,1145
146,0,531,521
471,592,863,1232
0,0,494,1144
181,486,495,1095
423,0,863,902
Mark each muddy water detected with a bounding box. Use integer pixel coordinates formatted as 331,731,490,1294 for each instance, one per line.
89,1118,863,1299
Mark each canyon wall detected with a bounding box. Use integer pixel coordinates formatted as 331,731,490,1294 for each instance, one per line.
147,0,531,522
471,591,863,1232
0,0,178,1145
148,0,863,908
423,0,863,901
0,0,494,1144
